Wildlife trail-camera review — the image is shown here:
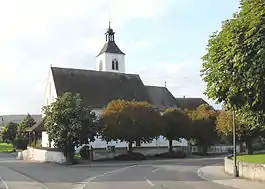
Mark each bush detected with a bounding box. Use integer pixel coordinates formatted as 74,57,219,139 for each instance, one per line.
30,141,42,148
79,146,90,160
114,152,146,161
13,137,28,150
155,151,187,158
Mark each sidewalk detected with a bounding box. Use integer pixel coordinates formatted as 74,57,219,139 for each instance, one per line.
197,164,265,189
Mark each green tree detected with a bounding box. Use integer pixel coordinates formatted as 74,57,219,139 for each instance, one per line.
17,114,36,137
190,104,218,155
100,100,161,153
42,92,99,163
201,0,265,127
217,109,264,154
2,122,18,144
14,114,36,149
162,108,192,153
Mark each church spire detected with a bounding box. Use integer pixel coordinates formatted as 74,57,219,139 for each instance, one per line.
105,20,115,42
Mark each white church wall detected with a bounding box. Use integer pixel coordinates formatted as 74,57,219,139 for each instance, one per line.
43,68,57,118
42,131,49,147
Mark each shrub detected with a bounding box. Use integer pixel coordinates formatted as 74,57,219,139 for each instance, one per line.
13,137,28,150
155,151,187,158
114,152,146,161
79,146,90,160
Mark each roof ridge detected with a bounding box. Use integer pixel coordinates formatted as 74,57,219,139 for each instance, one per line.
51,66,139,77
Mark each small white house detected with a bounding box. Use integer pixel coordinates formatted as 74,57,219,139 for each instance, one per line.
30,23,206,149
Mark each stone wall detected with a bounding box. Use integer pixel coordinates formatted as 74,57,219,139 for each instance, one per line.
17,147,66,164
224,156,265,181
92,146,188,160
93,147,127,160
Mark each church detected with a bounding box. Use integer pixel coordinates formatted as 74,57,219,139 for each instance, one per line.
30,23,207,148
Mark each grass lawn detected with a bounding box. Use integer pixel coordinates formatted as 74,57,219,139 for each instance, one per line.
0,143,14,153
74,153,81,160
233,153,265,164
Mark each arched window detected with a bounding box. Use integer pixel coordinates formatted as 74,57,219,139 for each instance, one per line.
112,59,119,70
112,60,115,70
115,60,119,70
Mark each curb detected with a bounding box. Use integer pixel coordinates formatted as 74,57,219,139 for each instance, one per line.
0,177,8,189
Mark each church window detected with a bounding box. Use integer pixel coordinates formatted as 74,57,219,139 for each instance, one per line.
112,60,115,70
112,59,119,70
116,60,119,70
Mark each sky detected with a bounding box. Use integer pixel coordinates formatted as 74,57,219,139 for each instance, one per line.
0,0,240,115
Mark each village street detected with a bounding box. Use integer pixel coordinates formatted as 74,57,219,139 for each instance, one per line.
0,153,235,189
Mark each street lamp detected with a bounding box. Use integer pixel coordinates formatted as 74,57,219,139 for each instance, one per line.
232,108,238,177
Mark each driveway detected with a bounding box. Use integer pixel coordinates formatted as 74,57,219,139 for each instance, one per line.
0,153,234,189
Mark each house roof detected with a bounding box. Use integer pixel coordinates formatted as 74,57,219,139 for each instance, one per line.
145,85,177,110
26,118,45,132
0,114,42,126
175,98,208,110
97,41,125,57
51,67,150,108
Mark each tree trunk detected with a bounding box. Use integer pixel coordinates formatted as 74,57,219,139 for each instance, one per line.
169,140,173,153
246,139,253,155
128,141,133,153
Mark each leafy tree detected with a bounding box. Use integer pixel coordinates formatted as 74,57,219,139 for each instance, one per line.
100,100,161,153
201,0,265,127
17,114,36,138
13,114,36,149
162,108,192,153
2,122,18,144
189,104,218,155
42,92,99,163
217,109,264,154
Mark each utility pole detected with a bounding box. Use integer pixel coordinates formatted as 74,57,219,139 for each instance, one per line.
232,108,238,177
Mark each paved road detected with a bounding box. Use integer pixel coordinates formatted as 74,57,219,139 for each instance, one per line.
0,153,234,189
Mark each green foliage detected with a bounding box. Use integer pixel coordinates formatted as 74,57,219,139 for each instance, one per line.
13,136,28,150
13,114,36,149
42,92,99,163
1,122,18,144
217,109,265,154
162,108,192,152
233,153,265,164
0,143,15,153
189,104,218,154
79,146,90,160
201,0,265,127
17,114,35,135
100,100,162,152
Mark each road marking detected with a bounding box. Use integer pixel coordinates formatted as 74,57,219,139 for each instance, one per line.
152,168,159,172
72,164,137,189
0,177,9,189
145,178,154,187
197,168,209,181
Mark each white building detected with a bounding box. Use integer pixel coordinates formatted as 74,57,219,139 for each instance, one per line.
31,23,208,149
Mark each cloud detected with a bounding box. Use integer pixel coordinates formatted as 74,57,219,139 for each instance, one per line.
0,0,216,114
0,0,173,114
135,60,207,99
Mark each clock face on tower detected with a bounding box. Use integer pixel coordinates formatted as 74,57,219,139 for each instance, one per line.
112,59,119,70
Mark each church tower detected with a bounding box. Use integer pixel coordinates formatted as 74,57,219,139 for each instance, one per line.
96,22,126,73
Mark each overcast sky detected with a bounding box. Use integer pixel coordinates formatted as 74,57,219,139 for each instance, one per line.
0,0,240,115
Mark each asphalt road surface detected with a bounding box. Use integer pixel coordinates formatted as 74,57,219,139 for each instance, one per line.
0,153,234,189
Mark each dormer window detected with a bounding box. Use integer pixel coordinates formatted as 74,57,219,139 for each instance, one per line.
112,59,119,70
